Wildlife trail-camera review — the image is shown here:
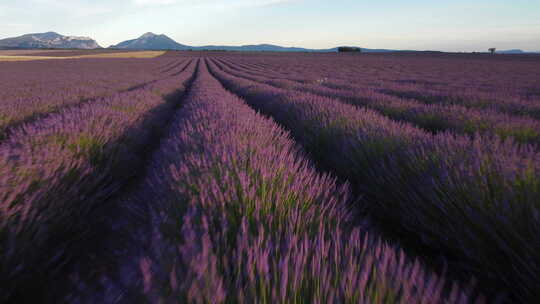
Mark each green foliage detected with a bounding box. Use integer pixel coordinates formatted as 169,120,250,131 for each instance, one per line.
67,135,107,166
338,47,362,53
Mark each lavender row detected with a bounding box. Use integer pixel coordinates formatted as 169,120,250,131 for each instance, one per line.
118,62,477,303
376,85,540,121
0,59,197,302
0,57,188,140
208,58,540,302
215,58,540,146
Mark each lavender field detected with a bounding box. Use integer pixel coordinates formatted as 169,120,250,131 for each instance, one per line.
1,51,539,303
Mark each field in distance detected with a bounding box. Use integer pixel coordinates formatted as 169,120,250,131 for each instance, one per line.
0,49,166,61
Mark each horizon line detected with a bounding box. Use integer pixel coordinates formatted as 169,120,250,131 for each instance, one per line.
1,31,539,53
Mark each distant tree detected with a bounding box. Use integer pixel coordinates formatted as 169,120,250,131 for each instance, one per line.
489,48,496,54
338,47,362,53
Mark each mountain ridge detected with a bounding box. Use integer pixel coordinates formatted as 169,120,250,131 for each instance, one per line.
2,32,539,53
0,32,101,49
109,32,187,50
497,49,540,54
108,32,403,53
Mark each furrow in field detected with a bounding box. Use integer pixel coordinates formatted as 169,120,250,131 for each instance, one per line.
0,59,198,303
376,87,540,120
153,57,182,72
62,57,201,303
221,59,287,78
160,59,189,74
207,57,540,303
155,58,177,71
214,58,540,147
119,60,192,93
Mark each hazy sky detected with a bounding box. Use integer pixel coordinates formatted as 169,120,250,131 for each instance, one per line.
1,0,539,51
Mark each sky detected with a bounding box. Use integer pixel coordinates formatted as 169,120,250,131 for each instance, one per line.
1,0,539,52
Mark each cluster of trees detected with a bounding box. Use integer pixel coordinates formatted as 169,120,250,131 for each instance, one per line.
338,47,362,53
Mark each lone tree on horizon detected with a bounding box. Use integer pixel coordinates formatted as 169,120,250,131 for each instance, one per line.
489,48,496,54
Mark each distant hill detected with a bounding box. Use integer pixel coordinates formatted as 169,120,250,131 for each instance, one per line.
0,31,432,53
186,44,409,52
498,49,526,54
189,44,335,52
189,44,328,52
11,31,524,53
109,32,187,50
494,49,540,54
109,32,409,53
0,32,101,49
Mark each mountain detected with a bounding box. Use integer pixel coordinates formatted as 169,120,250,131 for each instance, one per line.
109,32,188,50
188,45,396,52
188,44,314,52
5,31,538,54
187,44,411,53
0,31,399,52
496,49,540,54
187,44,338,52
498,49,526,54
109,34,401,52
0,32,101,49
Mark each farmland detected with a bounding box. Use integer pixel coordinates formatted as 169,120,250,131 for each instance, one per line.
0,50,165,61
1,51,539,303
